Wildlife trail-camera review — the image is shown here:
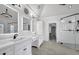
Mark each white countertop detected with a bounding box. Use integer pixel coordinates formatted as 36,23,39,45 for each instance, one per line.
0,31,37,49
0,39,14,49
0,35,32,49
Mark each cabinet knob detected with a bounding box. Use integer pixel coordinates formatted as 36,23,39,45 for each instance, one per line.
2,53,6,55
23,48,27,51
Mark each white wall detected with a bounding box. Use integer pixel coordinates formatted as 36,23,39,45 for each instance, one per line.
40,4,79,42
42,15,72,42
41,4,79,17
42,14,79,44
31,18,37,33
42,16,61,42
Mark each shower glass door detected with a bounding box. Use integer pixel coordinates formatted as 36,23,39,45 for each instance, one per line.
75,15,79,50
61,16,76,49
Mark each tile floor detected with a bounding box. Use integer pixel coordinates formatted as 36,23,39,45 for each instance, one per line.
32,40,79,55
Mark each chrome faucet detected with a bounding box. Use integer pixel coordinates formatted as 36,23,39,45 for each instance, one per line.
13,34,18,39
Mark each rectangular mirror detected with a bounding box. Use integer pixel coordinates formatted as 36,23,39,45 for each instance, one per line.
23,17,31,31
0,4,18,34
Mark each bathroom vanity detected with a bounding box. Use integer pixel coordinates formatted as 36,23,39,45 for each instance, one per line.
22,17,44,48
0,5,32,55
0,34,32,55
0,4,44,55
14,35,32,55
0,38,14,55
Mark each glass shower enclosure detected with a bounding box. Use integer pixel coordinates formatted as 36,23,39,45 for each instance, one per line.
60,14,79,50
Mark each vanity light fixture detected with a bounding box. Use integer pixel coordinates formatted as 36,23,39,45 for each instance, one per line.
12,4,16,6
0,9,12,18
24,8,29,15
12,4,21,8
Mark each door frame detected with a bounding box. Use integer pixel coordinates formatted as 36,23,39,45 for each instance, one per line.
48,22,57,42
49,23,56,41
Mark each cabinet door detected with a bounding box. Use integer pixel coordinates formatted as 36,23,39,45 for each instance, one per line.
15,43,32,55
15,39,32,55
38,35,43,46
15,45,28,55
0,45,14,55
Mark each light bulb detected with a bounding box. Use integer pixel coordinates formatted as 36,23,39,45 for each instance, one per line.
69,5,72,8
61,20,65,23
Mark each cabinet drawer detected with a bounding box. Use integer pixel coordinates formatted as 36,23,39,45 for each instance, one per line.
15,40,31,51
0,45,14,55
15,44,31,55
15,46,27,55
15,39,32,55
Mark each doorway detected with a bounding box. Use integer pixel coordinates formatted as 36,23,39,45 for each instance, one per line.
49,23,56,41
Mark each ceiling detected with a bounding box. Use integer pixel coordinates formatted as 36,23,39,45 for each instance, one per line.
28,4,79,17
40,4,79,17
1,4,79,19
27,4,44,17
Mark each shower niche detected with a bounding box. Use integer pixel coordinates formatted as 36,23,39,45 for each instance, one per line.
0,4,18,34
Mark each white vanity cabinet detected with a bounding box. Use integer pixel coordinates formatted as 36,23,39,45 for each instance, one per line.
32,35,43,48
32,21,44,48
14,38,32,55
0,45,14,55
0,37,32,55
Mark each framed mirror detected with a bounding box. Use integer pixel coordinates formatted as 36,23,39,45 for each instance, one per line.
0,4,18,34
23,17,31,31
